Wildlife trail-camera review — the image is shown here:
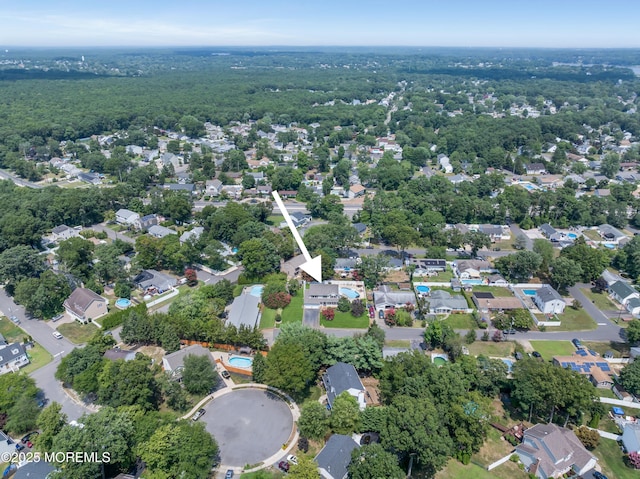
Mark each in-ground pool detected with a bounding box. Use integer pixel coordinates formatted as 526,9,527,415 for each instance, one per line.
228,355,253,369
416,285,431,294
250,285,264,297
461,279,484,285
523,183,537,191
566,233,577,239
340,287,360,299
501,358,515,373
603,243,616,249
115,298,131,309
523,289,538,296
433,356,448,366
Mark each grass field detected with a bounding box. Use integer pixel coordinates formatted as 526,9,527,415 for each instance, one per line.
22,344,53,374
467,341,516,357
260,307,277,328
554,306,597,331
57,321,100,344
280,289,304,324
471,286,515,297
266,214,285,227
582,229,602,241
593,437,638,479
320,310,369,328
0,317,30,342
528,340,575,359
580,287,617,311
443,313,477,329
581,340,630,358
417,269,454,282
385,340,411,348
240,471,285,479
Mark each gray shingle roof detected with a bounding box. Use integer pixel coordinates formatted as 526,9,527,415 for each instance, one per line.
0,342,27,368
315,434,359,479
322,362,364,408
535,286,565,304
610,280,637,300
162,344,213,372
227,294,261,329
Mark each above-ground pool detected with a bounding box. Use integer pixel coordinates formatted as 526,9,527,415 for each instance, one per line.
566,233,577,239
250,285,264,297
416,285,431,294
501,358,515,373
523,289,538,296
115,298,131,309
340,287,360,299
228,355,253,369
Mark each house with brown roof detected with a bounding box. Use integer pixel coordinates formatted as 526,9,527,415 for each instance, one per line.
515,423,597,478
348,184,366,198
63,287,108,324
472,292,523,313
552,353,614,389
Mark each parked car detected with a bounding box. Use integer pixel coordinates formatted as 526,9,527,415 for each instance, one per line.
593,472,608,479
192,408,206,421
378,310,384,319
10,316,20,325
225,470,234,479
572,338,582,349
15,443,24,451
51,314,64,322
52,331,63,339
532,351,542,358
278,461,290,472
286,455,298,466
21,432,37,444
220,370,230,380
502,329,516,335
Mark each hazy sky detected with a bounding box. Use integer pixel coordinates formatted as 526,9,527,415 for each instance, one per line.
1,0,639,48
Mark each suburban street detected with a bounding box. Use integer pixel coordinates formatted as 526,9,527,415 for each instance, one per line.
0,168,43,189
0,287,91,421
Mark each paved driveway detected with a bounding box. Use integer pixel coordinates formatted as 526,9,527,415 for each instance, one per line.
303,308,320,328
202,389,293,467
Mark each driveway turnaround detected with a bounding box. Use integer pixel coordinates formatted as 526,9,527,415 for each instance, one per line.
202,388,294,467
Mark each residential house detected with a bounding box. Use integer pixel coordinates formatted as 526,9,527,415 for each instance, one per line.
348,184,366,198
594,189,610,198
601,269,625,287
315,434,360,479
609,280,640,306
0,342,29,374
221,184,243,199
533,286,566,315
438,155,453,174
103,348,137,361
136,214,159,231
526,163,546,175
478,225,505,242
164,183,196,194
448,174,470,185
373,285,417,311
553,354,614,389
115,208,140,226
539,223,557,239
628,298,640,316
205,179,223,196
454,260,493,279
598,224,627,244
621,423,640,454
515,423,597,478
281,212,311,229
134,269,177,294
160,152,181,170
162,344,213,372
334,258,358,276
78,172,102,185
487,274,509,286
281,255,307,278
148,225,177,239
612,383,635,402
0,431,15,459
13,460,56,479
180,227,204,245
472,292,523,313
409,259,446,272
352,223,367,235
428,290,469,314
227,294,261,329
322,362,366,410
256,185,272,196
51,225,80,242
305,283,340,308
63,287,108,324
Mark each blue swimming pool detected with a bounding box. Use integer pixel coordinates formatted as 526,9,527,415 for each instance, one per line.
462,279,484,285
228,356,253,369
566,233,577,239
603,243,616,249
501,358,515,373
250,285,264,297
416,285,431,293
523,289,537,296
340,287,360,299
115,298,131,309
523,183,537,191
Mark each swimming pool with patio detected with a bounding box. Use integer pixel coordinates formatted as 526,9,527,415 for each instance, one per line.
522,289,538,296
431,353,449,366
461,279,484,285
566,233,577,239
228,355,253,369
249,285,264,297
501,358,515,373
340,287,360,299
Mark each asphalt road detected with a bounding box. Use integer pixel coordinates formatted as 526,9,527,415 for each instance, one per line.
0,287,91,421
90,223,136,244
0,169,43,188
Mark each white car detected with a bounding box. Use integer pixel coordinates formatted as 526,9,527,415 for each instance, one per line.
286,455,298,466
52,331,63,339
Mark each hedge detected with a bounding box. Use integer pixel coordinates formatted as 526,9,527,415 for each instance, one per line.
101,302,147,330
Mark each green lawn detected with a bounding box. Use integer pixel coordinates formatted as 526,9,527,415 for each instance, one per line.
436,459,528,479
385,340,411,348
417,269,454,282
260,307,277,328
280,289,304,324
554,306,597,331
241,471,285,479
471,286,515,297
22,343,53,374
0,317,30,342
443,313,477,329
582,229,602,241
320,310,369,328
580,287,617,311
467,341,516,357
57,321,100,344
593,437,638,479
528,340,576,359
266,214,285,226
